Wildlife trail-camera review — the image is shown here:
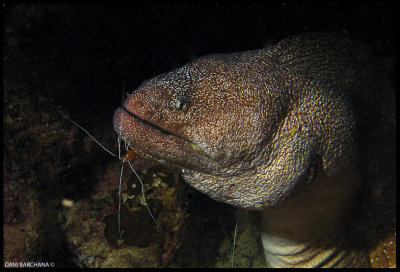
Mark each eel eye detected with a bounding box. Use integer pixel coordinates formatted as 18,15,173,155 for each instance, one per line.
175,98,189,111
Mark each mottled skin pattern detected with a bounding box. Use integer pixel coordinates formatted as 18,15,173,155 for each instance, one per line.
113,33,394,267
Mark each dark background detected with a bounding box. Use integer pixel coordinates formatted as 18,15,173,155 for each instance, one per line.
4,3,396,134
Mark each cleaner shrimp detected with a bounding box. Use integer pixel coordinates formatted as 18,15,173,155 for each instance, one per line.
58,110,166,240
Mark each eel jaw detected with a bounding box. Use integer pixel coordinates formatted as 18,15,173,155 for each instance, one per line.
121,106,189,142
113,107,208,171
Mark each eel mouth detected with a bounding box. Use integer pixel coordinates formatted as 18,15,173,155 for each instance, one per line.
113,106,207,169
121,106,188,142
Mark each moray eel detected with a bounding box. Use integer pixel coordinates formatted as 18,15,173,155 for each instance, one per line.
113,32,395,267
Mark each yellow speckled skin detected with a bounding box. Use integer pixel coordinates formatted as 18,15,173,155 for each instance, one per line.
113,33,395,267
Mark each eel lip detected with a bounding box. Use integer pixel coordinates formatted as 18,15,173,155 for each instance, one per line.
120,106,186,140
113,106,208,169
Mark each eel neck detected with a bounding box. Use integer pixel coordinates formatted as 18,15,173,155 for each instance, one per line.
259,167,370,267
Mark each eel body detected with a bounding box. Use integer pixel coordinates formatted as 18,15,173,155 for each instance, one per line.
113,33,395,267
